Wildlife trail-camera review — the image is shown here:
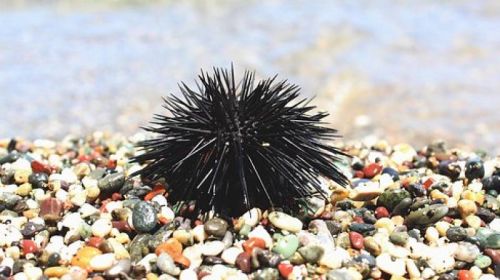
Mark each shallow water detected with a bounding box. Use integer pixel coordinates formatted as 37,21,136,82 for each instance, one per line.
0,0,499,153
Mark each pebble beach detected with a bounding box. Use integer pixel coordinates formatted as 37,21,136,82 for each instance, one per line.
0,133,499,280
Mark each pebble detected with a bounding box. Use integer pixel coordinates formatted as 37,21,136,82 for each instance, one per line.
235,252,252,273
376,253,406,276
349,231,364,249
89,253,116,271
132,201,158,233
201,241,225,256
105,259,131,276
272,234,299,259
204,217,228,238
91,218,112,238
221,247,243,265
297,245,324,264
268,211,303,233
447,226,468,242
456,242,481,263
157,253,180,276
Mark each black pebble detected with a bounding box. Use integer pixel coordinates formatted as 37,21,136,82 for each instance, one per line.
465,159,485,180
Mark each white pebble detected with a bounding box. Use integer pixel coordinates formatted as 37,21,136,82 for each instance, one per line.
376,253,406,276
179,269,198,280
425,227,439,244
239,208,261,227
202,241,225,256
268,211,303,233
221,247,243,265
90,253,116,271
92,218,112,237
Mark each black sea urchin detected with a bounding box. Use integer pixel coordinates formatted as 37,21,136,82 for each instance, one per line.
132,67,348,216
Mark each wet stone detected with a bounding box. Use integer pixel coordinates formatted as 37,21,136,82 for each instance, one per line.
132,201,158,233
390,231,409,246
235,252,252,273
406,204,449,227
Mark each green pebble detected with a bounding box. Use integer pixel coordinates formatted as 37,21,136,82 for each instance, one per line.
298,244,324,264
485,233,500,249
239,224,251,237
474,255,492,269
389,232,409,246
272,234,299,259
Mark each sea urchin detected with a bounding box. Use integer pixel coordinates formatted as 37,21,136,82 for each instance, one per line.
132,67,348,216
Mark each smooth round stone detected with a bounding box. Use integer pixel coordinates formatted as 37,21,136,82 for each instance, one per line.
91,218,112,238
157,253,180,276
297,245,324,264
202,241,225,256
235,252,252,273
349,183,382,201
465,159,485,180
376,253,406,276
391,197,413,216
44,266,69,278
389,232,409,246
382,167,399,181
204,218,228,238
132,202,158,233
484,249,500,264
221,247,243,265
268,211,303,233
89,253,116,271
105,259,131,276
378,189,411,211
474,255,492,269
98,172,125,193
349,231,364,249
326,269,362,280
47,253,61,267
406,204,449,226
272,234,299,259
456,242,481,263
447,226,468,242
239,208,262,227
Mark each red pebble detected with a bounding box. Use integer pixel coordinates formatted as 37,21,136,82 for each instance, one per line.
354,170,364,178
457,270,473,280
349,231,364,249
242,237,266,254
87,237,105,248
39,198,63,222
278,262,293,278
375,207,389,219
31,160,51,174
112,221,132,232
21,240,38,255
363,163,382,178
423,178,434,190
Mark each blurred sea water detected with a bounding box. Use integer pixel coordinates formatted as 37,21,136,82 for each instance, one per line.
0,0,499,153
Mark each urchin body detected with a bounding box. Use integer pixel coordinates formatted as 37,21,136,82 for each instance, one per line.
132,67,347,216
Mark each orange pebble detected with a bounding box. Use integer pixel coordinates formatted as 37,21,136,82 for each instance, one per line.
242,237,266,254
457,270,473,280
144,185,166,201
155,238,183,257
71,246,102,271
174,255,191,268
